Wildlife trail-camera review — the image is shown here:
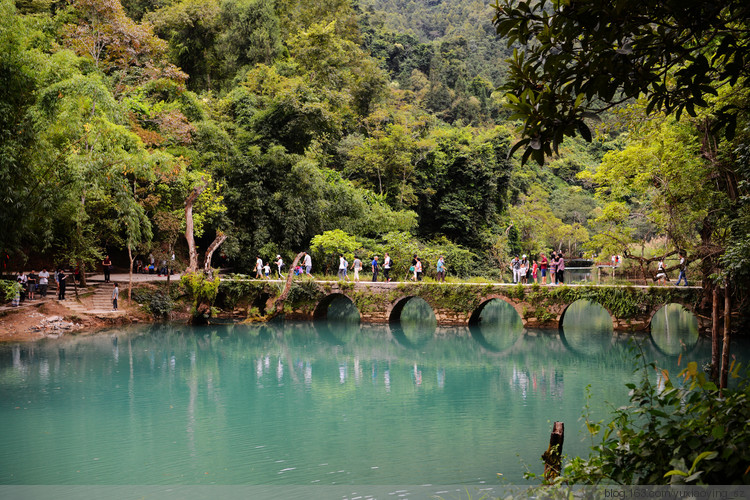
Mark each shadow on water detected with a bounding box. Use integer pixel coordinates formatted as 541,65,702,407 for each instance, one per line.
469,299,525,353
559,299,615,357
649,303,699,356
391,297,436,349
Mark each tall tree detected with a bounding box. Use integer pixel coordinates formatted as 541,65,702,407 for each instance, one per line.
493,0,750,164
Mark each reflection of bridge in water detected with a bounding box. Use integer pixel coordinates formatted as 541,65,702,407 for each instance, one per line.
313,298,700,360
276,281,707,334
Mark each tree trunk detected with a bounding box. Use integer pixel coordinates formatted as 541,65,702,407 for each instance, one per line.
127,244,134,305
720,283,731,390
184,179,207,273
273,252,306,315
77,258,87,287
203,233,227,277
542,421,564,482
711,286,720,382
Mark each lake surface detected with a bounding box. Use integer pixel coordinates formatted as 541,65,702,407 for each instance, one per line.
0,300,746,497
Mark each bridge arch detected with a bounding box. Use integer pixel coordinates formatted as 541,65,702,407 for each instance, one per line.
648,303,699,356
468,297,525,353
313,293,360,322
558,298,616,332
388,296,437,347
469,296,524,326
388,296,436,325
558,299,616,356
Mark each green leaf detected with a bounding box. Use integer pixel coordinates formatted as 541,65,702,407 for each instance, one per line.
664,470,688,478
690,451,718,473
711,426,725,440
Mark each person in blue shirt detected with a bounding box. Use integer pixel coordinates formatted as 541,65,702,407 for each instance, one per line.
436,256,446,282
371,255,379,282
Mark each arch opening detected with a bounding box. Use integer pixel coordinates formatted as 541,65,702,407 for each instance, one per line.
649,303,699,356
313,294,360,345
468,299,524,352
251,292,272,316
389,297,436,348
313,294,360,322
559,299,614,356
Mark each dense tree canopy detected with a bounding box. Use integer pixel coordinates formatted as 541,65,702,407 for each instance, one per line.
493,0,750,165
493,0,750,317
2,0,748,323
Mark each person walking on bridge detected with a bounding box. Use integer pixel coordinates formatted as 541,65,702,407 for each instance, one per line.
338,254,348,281
352,255,362,282
303,252,312,276
383,253,392,282
436,256,446,282
676,253,689,286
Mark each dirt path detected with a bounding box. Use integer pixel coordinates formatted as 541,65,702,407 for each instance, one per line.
0,299,136,342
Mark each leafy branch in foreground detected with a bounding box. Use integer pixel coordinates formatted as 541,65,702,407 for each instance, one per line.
559,344,749,485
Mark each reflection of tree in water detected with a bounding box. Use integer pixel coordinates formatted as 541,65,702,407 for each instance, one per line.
397,298,436,347
650,303,698,356
470,299,524,352
560,300,614,357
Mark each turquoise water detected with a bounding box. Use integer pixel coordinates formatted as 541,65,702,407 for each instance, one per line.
0,300,745,492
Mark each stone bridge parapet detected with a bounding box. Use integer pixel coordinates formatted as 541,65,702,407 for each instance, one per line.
220,279,708,333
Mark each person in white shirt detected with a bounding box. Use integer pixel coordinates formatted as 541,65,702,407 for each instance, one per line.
255,256,263,279
303,252,312,275
275,255,284,278
338,254,348,280
38,268,50,297
383,252,392,282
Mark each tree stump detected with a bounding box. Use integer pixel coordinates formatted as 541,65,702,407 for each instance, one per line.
542,421,564,482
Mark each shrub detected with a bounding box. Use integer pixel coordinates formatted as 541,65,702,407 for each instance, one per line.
560,345,749,485
181,272,221,318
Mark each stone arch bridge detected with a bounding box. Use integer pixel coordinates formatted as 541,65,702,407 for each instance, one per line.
260,281,708,333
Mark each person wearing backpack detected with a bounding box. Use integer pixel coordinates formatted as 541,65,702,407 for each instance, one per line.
436,256,446,282
383,252,393,282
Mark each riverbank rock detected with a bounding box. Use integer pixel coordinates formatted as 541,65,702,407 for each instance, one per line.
31,315,83,337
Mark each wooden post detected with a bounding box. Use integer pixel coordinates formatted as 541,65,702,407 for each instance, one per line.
542,421,564,482
711,286,720,382
720,283,731,390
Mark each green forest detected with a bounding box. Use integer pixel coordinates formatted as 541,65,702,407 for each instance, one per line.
1,0,748,319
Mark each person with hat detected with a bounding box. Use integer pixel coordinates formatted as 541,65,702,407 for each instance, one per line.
275,255,284,278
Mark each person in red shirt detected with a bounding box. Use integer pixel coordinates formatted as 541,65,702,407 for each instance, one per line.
539,253,549,285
